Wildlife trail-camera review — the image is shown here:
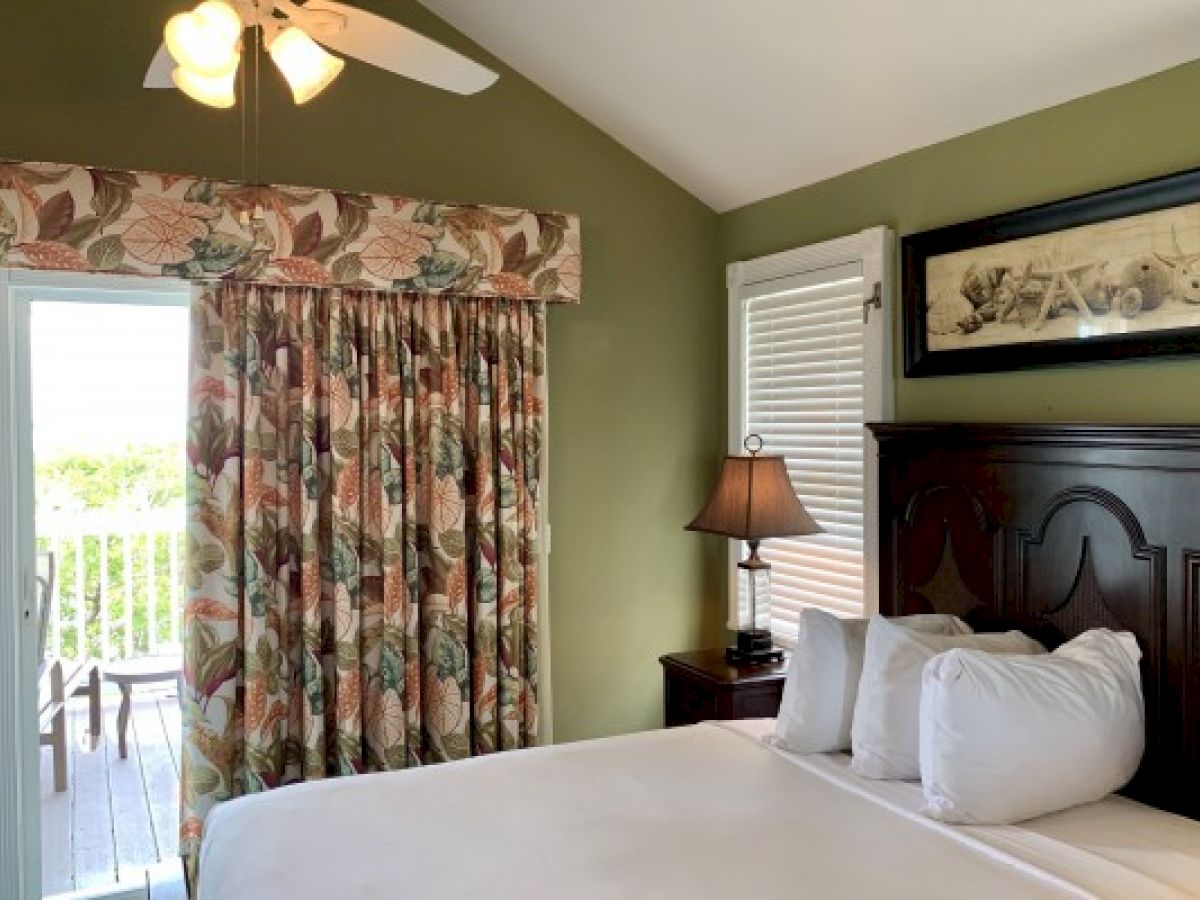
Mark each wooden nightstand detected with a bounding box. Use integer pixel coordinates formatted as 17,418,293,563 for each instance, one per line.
659,648,787,727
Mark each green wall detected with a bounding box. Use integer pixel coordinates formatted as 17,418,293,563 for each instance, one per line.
0,1,726,741
13,2,1194,746
719,60,1200,423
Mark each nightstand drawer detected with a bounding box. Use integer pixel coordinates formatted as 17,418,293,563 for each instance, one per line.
660,649,786,727
664,674,718,727
728,684,784,719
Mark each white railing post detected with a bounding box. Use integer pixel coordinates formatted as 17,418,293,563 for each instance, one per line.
169,530,181,647
99,533,110,662
50,536,61,658
123,528,134,658
146,530,158,654
73,533,85,659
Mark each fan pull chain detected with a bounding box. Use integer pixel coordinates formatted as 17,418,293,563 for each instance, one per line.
254,15,261,194
239,33,247,184
238,5,265,228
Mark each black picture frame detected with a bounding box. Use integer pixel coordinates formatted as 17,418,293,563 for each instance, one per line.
903,166,1200,377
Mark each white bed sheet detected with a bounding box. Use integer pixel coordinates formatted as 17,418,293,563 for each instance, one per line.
743,719,1200,899
199,719,1200,899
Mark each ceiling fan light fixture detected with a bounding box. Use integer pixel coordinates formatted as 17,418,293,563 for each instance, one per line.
164,0,243,77
268,25,345,104
171,63,239,109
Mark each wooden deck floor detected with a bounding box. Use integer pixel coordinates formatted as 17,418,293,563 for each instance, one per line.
41,687,182,896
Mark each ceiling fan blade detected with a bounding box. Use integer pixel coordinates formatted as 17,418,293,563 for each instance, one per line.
300,0,498,95
144,42,175,89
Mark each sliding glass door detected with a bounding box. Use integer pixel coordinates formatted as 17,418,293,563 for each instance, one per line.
4,272,189,900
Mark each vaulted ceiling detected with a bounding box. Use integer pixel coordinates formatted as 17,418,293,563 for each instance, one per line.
421,0,1200,212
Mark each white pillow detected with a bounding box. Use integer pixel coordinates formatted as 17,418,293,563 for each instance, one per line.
920,628,1145,825
773,609,970,753
850,616,1044,780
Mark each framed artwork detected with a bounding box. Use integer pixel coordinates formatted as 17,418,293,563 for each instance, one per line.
902,167,1200,376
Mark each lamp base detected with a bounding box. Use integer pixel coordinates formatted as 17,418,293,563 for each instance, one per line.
725,645,784,665
725,628,783,665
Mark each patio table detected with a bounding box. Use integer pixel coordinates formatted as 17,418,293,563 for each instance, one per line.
102,654,183,759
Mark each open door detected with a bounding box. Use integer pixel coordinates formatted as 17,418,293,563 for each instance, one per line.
4,271,190,900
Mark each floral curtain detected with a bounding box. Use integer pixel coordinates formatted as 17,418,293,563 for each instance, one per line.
0,160,580,301
180,281,543,866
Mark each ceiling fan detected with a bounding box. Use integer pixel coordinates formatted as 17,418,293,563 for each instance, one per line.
144,0,498,108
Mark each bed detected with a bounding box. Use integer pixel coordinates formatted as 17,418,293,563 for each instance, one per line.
198,424,1200,898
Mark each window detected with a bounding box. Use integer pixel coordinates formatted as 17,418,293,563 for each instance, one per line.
727,227,894,642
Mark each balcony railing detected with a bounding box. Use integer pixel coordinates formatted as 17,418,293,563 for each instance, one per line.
36,507,185,662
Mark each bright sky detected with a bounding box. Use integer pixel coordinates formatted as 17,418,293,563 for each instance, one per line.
31,301,190,456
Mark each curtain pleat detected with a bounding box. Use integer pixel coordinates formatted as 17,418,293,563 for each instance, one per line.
180,281,544,868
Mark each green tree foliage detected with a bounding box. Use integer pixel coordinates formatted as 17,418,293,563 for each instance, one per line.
37,443,185,512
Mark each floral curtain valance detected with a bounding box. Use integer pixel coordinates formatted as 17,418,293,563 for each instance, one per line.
0,160,581,302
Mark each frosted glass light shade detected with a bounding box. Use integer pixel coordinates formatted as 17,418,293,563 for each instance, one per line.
268,26,345,104
172,65,238,109
165,1,243,77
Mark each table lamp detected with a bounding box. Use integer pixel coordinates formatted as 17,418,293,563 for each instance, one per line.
686,434,822,664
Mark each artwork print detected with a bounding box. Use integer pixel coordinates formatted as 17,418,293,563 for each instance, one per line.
903,168,1200,376
928,206,1200,349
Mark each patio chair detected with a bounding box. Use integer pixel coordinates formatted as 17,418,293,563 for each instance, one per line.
36,551,101,791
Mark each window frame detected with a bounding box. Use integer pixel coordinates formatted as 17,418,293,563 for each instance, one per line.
726,226,895,637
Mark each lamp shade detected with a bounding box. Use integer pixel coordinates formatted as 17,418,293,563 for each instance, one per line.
171,64,238,108
165,1,243,78
686,453,822,541
268,26,345,104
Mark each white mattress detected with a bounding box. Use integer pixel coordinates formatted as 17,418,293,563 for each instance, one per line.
198,719,1200,899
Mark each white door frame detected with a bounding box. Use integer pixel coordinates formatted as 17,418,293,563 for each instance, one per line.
0,267,35,899
0,271,189,900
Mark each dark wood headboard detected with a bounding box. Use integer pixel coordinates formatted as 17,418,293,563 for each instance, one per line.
869,423,1199,820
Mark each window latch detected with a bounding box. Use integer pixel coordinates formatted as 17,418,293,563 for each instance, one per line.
862,281,882,324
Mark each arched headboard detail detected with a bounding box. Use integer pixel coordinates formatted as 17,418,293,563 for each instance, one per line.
1015,486,1166,654
895,483,1001,623
870,424,1200,821
1038,536,1128,637
901,483,991,530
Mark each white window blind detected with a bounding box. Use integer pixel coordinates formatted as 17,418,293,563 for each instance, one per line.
728,228,893,643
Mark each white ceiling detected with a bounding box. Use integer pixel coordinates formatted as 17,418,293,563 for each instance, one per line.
420,0,1200,212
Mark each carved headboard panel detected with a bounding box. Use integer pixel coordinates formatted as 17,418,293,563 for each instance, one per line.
870,424,1200,820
